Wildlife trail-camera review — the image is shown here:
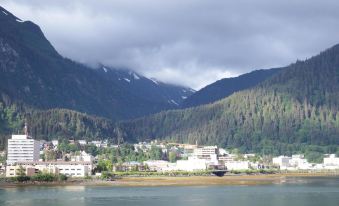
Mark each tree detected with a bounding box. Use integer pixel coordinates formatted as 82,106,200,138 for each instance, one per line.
168,151,177,163
96,159,113,172
14,166,30,182
44,150,57,161
17,165,26,176
85,144,98,156
149,146,162,160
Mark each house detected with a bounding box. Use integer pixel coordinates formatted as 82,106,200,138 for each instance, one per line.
70,151,94,162
51,140,59,147
78,140,87,145
90,141,103,148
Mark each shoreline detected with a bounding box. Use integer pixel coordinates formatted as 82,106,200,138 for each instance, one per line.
1,173,338,188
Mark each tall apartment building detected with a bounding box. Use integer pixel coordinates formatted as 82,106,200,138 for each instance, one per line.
7,134,40,165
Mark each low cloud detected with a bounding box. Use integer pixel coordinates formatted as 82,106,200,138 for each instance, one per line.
2,0,339,89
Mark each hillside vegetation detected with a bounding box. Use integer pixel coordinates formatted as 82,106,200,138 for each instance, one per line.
119,44,339,155
182,68,281,108
0,101,122,150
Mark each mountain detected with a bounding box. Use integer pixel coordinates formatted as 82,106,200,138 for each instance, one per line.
182,68,281,108
95,66,194,107
0,6,194,122
0,6,195,149
118,44,339,155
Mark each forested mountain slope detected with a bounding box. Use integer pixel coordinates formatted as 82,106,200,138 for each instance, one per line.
119,44,339,155
182,68,281,108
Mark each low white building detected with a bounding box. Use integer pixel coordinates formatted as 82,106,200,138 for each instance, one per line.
289,154,310,170
6,161,93,177
273,155,312,170
78,140,87,145
272,156,291,169
134,142,152,152
176,157,208,171
90,141,102,148
225,161,250,170
143,160,173,171
323,154,339,168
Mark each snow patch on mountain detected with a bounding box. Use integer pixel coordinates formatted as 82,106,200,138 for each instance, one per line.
168,99,179,106
150,78,159,85
124,78,131,83
182,88,196,93
189,88,196,93
132,73,140,80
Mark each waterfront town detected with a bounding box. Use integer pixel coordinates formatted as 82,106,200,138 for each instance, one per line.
0,127,339,178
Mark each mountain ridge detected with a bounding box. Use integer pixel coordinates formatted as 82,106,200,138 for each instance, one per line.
182,68,282,108
118,43,339,155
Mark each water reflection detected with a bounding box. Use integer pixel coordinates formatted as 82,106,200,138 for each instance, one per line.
0,177,338,206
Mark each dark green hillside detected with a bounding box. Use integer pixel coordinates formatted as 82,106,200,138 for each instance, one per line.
182,68,281,108
119,44,339,155
0,101,121,150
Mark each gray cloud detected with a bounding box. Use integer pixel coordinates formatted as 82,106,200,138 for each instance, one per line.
2,0,339,89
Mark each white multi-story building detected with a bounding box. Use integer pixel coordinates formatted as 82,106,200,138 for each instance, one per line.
7,134,40,165
193,146,218,159
71,151,94,162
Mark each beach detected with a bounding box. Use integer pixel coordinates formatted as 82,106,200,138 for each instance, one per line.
1,173,338,188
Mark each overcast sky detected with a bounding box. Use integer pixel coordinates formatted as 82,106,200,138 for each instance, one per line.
2,0,339,89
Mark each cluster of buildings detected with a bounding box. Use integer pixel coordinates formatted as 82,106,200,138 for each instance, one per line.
117,145,260,172
5,133,94,177
49,139,109,150
273,154,339,170
1,126,339,178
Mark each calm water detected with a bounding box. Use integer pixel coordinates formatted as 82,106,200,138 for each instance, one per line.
0,177,338,206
